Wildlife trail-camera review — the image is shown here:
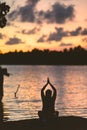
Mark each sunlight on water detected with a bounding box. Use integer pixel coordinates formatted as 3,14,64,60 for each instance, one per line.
1,65,87,121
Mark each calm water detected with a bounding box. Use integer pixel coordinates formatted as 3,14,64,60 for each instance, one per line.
1,65,87,121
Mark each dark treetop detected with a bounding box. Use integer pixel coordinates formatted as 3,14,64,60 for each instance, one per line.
0,2,10,28
0,45,87,65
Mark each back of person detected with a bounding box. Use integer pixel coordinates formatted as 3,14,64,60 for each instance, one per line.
38,78,59,119
42,96,55,112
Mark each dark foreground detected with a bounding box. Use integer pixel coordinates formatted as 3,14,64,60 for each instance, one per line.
0,116,87,130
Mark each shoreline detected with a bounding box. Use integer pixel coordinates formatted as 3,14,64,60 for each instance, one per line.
0,116,87,130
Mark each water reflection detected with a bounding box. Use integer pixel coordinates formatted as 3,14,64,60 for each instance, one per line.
56,66,87,117
2,65,87,121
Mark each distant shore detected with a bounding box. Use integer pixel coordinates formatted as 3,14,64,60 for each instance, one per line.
1,46,87,65
0,116,87,130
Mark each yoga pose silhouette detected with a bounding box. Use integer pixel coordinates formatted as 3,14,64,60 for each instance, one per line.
38,78,59,120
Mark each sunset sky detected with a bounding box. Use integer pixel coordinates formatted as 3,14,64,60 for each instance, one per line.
0,0,87,53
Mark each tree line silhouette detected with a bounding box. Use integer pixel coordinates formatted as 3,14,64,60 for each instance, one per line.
0,45,87,65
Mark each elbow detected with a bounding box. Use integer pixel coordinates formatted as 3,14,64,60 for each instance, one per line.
41,89,44,94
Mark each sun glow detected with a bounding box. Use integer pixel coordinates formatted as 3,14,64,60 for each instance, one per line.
0,0,86,53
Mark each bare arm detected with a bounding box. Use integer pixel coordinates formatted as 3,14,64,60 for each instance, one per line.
41,78,49,97
3,68,10,77
41,82,48,97
5,73,10,77
48,79,57,98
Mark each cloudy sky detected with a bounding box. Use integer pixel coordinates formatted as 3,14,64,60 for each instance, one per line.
0,0,87,53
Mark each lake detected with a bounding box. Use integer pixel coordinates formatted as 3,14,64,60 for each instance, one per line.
1,65,87,121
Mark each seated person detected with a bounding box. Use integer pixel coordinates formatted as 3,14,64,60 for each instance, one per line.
38,78,59,119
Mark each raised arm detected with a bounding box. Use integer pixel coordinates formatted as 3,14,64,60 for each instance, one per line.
48,79,57,98
41,82,48,96
41,78,49,97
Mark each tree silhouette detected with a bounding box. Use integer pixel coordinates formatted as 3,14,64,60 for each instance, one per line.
0,45,87,65
0,2,10,28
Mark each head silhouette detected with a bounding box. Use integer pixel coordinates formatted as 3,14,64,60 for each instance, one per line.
46,89,52,97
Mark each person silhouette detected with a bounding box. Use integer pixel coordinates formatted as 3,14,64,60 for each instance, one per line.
38,78,59,120
0,102,9,122
0,102,3,122
0,66,10,101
